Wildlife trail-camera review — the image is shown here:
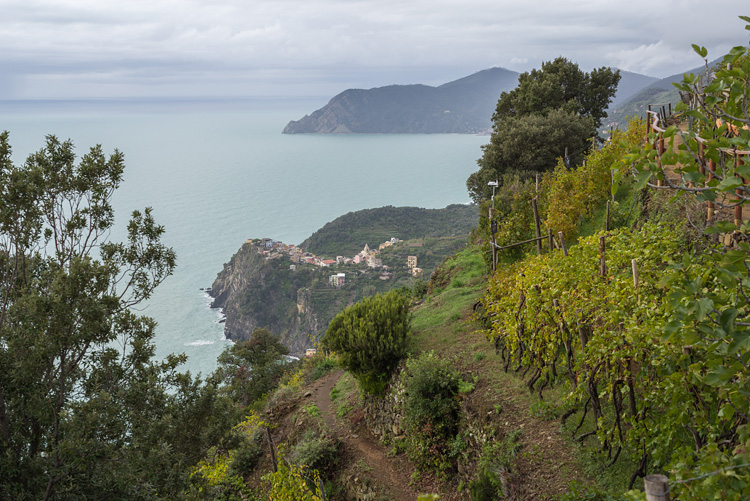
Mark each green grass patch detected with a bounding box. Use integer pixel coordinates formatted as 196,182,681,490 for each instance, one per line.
302,403,320,418
336,402,353,420
330,373,358,421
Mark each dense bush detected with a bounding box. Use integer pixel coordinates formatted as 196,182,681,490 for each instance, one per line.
322,290,411,395
412,279,429,299
469,431,522,500
290,431,339,475
211,327,290,409
262,461,323,501
228,428,265,478
402,351,463,473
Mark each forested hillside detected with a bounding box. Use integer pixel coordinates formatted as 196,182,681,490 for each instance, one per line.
300,204,477,256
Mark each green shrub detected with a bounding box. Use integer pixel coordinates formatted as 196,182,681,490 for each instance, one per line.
469,430,522,500
290,431,339,474
321,290,411,396
229,440,263,477
309,355,337,381
404,352,461,438
413,279,429,299
329,387,340,401
336,402,353,420
457,378,476,394
470,467,503,501
302,404,320,418
212,327,290,408
402,352,462,473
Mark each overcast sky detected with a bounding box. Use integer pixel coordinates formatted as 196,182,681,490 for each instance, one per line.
0,0,748,99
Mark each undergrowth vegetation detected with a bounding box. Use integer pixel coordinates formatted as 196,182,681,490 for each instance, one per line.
402,352,463,475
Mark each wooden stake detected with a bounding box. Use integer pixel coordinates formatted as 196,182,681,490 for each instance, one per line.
558,231,568,257
599,236,607,277
656,133,665,187
265,427,278,472
492,236,497,271
708,158,716,221
644,474,670,501
532,198,542,255
489,205,496,271
605,200,611,231
548,228,553,251
575,309,588,350
734,150,744,228
632,259,639,290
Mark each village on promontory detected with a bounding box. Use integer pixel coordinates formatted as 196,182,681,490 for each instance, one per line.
252,236,423,286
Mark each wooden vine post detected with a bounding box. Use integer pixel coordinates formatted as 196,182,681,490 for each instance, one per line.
605,200,611,231
599,236,607,277
708,158,716,221
632,258,639,301
265,427,278,473
532,198,542,255
735,150,743,227
643,474,670,501
558,231,568,257
489,203,497,272
656,132,665,187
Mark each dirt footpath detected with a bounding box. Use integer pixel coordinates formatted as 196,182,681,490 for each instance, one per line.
308,370,421,500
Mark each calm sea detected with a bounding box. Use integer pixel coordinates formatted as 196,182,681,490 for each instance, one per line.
1,98,488,377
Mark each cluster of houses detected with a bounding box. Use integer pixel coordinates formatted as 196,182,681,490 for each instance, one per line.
250,236,423,288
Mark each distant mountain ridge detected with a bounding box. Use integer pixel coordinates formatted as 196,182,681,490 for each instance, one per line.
282,67,521,134
606,58,721,127
283,66,660,134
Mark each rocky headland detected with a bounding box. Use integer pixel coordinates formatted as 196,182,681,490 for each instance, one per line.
208,204,478,354
282,67,521,134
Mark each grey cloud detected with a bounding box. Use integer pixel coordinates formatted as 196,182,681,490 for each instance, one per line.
0,0,747,98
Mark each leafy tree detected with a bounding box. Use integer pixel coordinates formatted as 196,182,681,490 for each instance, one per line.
321,289,410,395
0,132,231,499
494,58,620,128
467,58,620,202
212,327,290,408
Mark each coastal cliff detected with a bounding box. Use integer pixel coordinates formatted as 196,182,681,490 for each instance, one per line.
209,242,335,354
209,205,478,354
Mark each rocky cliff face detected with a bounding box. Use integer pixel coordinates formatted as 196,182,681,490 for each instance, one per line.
283,67,521,134
209,205,478,354
209,243,322,355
